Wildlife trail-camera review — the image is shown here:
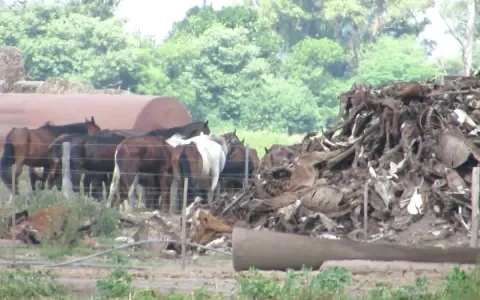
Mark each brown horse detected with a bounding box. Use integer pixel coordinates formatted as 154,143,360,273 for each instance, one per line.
46,131,128,198
106,135,178,211
0,117,101,196
261,144,297,169
106,121,211,210
220,138,260,192
46,121,210,201
46,133,83,190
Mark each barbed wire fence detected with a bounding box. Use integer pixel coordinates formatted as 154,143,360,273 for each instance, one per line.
2,140,250,270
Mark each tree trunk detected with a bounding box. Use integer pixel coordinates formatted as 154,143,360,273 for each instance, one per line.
463,0,476,76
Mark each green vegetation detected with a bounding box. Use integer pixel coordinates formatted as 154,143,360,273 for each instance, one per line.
233,130,303,157
0,0,473,144
0,269,67,299
2,265,480,299
0,181,120,261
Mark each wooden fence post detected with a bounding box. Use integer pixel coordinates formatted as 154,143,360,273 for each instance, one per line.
181,177,188,270
243,144,249,190
11,167,16,266
470,167,480,248
61,142,74,198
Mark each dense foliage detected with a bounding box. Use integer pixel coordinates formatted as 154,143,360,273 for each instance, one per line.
0,0,473,133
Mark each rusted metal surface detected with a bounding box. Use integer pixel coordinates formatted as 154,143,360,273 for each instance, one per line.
0,94,192,145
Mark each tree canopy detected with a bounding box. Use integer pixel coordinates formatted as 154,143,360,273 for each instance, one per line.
0,0,475,133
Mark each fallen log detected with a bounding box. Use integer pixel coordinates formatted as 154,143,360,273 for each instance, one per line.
232,227,480,271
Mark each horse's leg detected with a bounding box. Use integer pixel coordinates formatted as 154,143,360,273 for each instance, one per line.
28,167,37,192
54,174,62,191
12,160,24,198
22,167,35,201
82,172,93,197
208,168,221,206
39,165,50,191
45,160,59,190
102,173,112,201
70,166,83,194
90,175,104,202
107,151,121,208
158,173,171,213
126,174,139,211
138,184,147,208
169,177,179,214
96,173,110,201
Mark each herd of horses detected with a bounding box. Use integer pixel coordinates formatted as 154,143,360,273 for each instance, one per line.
0,117,274,213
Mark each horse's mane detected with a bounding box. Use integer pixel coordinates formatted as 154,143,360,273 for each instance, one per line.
42,121,55,127
40,120,97,136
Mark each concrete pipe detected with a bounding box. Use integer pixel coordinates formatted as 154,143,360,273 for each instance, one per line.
232,227,480,271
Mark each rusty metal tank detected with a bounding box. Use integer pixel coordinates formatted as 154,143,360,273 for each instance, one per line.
0,93,192,144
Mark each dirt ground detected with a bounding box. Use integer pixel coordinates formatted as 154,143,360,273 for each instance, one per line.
0,257,475,298
0,210,477,298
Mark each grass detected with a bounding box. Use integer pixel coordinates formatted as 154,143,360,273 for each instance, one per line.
2,265,480,299
211,128,304,157
0,168,121,262
89,265,480,299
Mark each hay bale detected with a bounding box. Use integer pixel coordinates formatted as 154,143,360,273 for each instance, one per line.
11,80,43,93
99,88,131,95
0,46,25,89
0,80,8,93
36,78,93,94
36,77,131,95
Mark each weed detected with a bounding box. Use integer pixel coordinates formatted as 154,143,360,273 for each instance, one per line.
96,268,133,298
236,266,350,300
108,252,129,265
0,269,67,299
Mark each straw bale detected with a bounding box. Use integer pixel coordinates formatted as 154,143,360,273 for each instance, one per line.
36,78,130,95
0,80,8,93
0,46,25,89
11,80,43,93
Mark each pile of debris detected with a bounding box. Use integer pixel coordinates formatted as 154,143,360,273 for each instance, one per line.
182,76,480,250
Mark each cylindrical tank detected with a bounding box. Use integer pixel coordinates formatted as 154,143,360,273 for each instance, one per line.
232,227,480,271
0,94,192,145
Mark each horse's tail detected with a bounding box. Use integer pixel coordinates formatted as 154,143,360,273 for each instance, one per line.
0,133,16,188
106,146,121,207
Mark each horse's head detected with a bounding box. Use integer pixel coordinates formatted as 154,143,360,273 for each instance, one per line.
221,128,241,145
222,129,244,156
196,120,211,136
84,116,101,135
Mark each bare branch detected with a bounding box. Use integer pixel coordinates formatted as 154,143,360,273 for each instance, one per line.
439,8,465,51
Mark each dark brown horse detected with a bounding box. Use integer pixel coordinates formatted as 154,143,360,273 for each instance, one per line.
221,141,260,191
171,142,203,212
0,117,101,196
107,135,177,211
145,120,210,138
46,130,126,198
46,133,85,191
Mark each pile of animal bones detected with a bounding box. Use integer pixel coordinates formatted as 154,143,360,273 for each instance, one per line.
180,76,480,250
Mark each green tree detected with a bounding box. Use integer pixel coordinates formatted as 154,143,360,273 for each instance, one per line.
283,37,350,108
356,35,440,86
0,1,144,89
